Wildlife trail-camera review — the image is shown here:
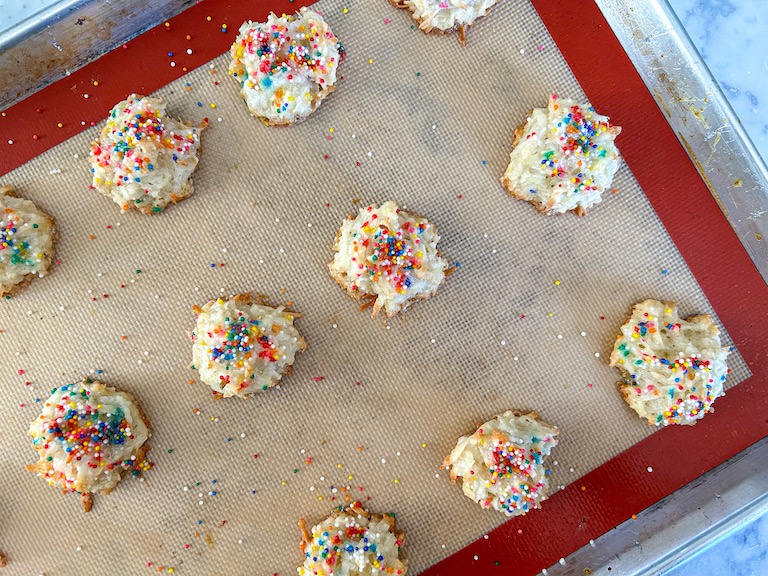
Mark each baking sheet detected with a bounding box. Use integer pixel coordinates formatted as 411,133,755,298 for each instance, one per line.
0,0,750,574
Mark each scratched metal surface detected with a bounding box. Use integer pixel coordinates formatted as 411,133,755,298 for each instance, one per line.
0,0,195,109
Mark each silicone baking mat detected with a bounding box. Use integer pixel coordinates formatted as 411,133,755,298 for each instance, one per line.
0,1,766,575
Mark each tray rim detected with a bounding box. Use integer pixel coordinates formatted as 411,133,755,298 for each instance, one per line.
595,0,768,286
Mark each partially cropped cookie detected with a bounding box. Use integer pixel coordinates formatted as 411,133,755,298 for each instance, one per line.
89,93,203,214
502,95,621,216
610,299,730,426
27,379,152,512
390,0,499,44
329,201,449,317
444,411,558,516
229,8,344,125
298,503,407,576
191,294,306,398
0,186,56,297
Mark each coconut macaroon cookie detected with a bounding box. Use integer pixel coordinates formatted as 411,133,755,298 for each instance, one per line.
89,93,203,214
610,299,730,426
229,8,345,125
0,186,56,297
444,411,559,517
298,503,407,576
502,95,622,216
329,201,449,317
27,379,152,512
191,294,306,398
390,0,499,44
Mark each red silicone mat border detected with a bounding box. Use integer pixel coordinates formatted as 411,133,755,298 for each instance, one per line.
1,1,766,574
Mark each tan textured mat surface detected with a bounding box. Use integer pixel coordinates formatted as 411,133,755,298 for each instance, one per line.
0,0,749,574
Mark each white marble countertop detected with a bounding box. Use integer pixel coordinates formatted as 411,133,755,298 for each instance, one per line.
0,0,54,31
661,510,768,576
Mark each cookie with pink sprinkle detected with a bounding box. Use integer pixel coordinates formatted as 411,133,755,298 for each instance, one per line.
229,8,345,125
27,379,152,512
444,410,559,516
89,93,204,214
610,299,730,426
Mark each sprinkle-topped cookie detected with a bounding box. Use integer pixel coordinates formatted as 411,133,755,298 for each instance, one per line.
191,294,306,398
610,299,730,426
0,186,56,297
329,201,449,317
444,411,558,517
389,0,499,44
229,8,345,125
298,503,407,576
27,379,152,512
502,95,621,215
89,93,204,214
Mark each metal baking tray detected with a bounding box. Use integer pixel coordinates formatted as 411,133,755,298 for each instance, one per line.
1,0,766,574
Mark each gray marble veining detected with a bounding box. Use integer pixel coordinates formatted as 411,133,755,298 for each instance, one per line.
668,0,768,162
662,510,768,575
